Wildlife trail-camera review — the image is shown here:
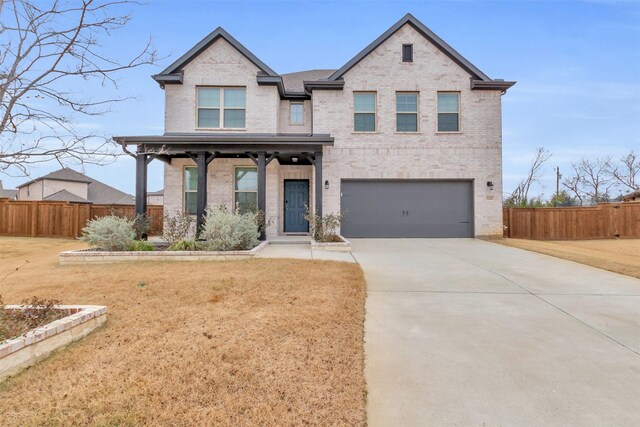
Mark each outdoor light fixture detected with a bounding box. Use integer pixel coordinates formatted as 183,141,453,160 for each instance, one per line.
487,181,494,190
325,180,330,189
292,156,298,163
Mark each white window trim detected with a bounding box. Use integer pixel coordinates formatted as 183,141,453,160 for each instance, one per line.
396,91,419,133
233,165,258,211
436,91,461,133
289,101,304,126
183,165,198,215
195,86,246,130
353,91,377,133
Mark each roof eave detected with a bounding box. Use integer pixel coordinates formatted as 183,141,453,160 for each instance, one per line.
470,79,517,93
303,80,345,93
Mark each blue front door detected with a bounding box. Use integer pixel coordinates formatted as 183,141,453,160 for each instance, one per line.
284,180,309,233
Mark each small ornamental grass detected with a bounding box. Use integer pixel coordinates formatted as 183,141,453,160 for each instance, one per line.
200,206,260,251
129,240,154,251
80,215,135,251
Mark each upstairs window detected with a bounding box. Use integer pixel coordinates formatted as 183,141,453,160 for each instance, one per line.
354,92,376,132
396,92,418,132
437,92,460,132
184,166,198,215
290,102,304,125
197,87,246,129
234,167,258,213
402,44,413,62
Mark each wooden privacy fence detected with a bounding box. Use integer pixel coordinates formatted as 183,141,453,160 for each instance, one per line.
0,199,163,238
503,202,640,240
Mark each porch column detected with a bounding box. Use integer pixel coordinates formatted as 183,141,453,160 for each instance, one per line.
314,151,323,217
257,152,267,241
135,153,148,219
196,152,208,237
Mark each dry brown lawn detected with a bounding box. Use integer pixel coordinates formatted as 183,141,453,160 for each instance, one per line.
0,237,366,426
495,238,640,279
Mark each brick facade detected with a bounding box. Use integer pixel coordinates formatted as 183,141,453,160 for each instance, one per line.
162,23,506,238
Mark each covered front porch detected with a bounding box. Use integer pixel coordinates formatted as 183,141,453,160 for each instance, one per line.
114,133,334,240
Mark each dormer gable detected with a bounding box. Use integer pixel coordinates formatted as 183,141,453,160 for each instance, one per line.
152,27,278,88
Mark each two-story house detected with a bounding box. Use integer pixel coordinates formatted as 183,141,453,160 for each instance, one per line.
115,13,514,239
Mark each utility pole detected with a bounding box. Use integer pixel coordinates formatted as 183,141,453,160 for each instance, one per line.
555,166,561,207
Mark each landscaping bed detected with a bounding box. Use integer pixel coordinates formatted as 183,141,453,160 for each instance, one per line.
59,241,269,264
1,305,107,382
0,236,366,426
311,235,352,252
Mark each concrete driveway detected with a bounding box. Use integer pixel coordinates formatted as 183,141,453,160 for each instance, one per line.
352,239,640,427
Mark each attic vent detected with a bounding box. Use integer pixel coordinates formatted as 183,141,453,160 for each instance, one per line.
402,44,413,62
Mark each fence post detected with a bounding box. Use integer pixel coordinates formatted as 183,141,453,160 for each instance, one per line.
30,201,39,237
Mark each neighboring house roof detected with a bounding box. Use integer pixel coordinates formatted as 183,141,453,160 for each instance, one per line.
148,189,164,196
281,69,336,94
17,168,135,205
0,189,17,199
43,189,90,203
17,168,92,188
622,190,640,201
87,179,135,205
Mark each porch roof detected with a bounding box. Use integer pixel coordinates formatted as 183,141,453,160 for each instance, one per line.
113,133,334,156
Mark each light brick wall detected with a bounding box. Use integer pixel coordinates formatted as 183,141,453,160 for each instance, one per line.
164,38,279,133
164,158,313,238
277,100,312,133
312,24,504,236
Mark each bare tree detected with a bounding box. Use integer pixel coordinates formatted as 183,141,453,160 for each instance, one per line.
563,157,616,204
562,166,584,205
609,151,639,192
0,0,158,176
506,147,551,206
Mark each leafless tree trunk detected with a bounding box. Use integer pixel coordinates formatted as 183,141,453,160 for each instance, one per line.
609,151,639,192
0,0,158,176
506,147,551,205
562,167,584,206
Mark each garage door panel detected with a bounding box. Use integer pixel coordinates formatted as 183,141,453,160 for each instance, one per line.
341,180,473,238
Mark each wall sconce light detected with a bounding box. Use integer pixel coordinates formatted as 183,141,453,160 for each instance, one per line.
325,180,330,190
292,156,298,163
487,181,494,190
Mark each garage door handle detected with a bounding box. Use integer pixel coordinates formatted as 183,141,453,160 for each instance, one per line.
459,221,470,223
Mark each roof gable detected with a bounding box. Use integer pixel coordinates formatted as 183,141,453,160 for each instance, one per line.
153,27,278,85
328,13,491,81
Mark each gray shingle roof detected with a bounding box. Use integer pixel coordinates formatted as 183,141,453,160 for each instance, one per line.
43,189,90,203
0,189,17,199
17,168,92,188
281,69,336,94
17,168,135,205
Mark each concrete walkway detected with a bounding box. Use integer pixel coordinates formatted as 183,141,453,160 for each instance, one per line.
352,239,640,427
256,243,356,263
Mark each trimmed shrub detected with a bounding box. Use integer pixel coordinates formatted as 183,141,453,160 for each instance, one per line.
81,215,135,251
200,206,260,251
129,240,154,251
305,210,345,242
163,210,194,245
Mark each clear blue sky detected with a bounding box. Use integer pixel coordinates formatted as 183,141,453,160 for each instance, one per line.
3,0,639,199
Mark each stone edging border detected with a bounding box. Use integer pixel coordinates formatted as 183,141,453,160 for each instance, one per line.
59,241,270,264
1,305,107,382
310,236,352,252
